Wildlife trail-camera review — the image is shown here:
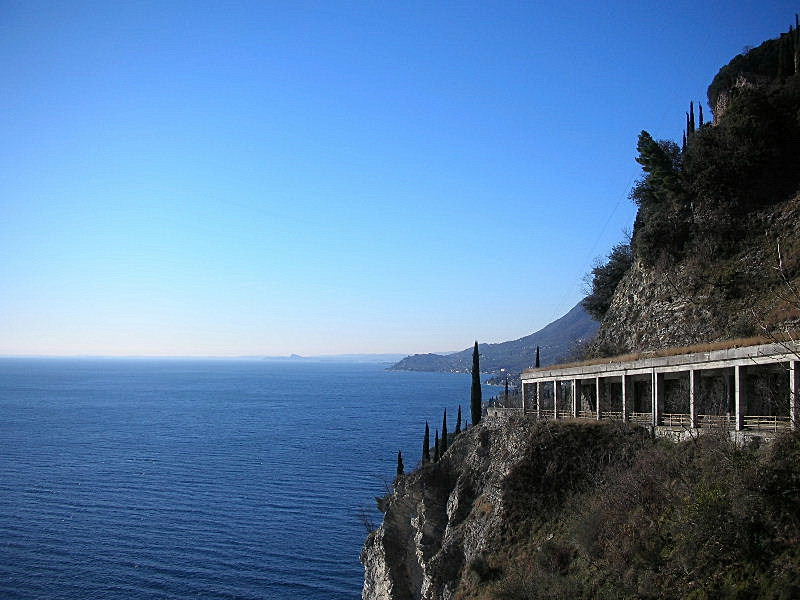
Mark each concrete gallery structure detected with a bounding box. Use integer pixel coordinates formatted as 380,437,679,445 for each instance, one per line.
508,342,800,434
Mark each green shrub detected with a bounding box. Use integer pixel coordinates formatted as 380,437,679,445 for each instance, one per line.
583,242,633,320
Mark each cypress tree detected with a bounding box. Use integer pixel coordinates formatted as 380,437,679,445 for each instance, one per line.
470,342,482,426
504,376,509,404
688,102,695,136
455,405,462,434
535,346,540,368
796,15,800,74
780,28,794,77
396,450,404,477
682,131,687,152
779,31,787,77
434,429,440,462
422,421,430,463
441,409,448,455
698,104,704,128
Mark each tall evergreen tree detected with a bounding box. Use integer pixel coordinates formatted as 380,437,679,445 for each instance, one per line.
470,342,482,426
504,376,509,404
535,346,540,368
455,405,462,434
698,104,704,128
441,409,448,455
422,421,430,464
781,27,795,76
396,450,404,478
779,30,787,77
796,15,800,73
434,429,440,462
688,102,695,137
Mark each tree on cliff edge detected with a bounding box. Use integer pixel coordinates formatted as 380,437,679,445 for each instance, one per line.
396,450,404,478
441,409,448,455
471,341,482,426
455,405,462,434
422,421,430,464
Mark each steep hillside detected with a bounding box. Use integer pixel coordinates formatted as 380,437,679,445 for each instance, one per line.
390,303,598,376
363,418,800,600
589,23,800,356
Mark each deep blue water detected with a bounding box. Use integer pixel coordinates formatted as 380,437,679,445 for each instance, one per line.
0,359,495,599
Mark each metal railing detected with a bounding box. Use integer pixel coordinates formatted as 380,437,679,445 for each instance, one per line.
661,413,691,427
487,405,792,433
629,412,652,424
697,414,735,429
486,407,522,417
743,415,791,431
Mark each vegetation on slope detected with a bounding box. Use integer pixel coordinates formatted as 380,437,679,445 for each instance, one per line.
581,242,633,321
457,423,800,600
634,21,800,268
584,19,800,354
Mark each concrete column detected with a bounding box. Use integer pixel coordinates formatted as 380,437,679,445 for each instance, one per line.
790,361,799,430
535,382,541,419
595,377,601,420
653,371,663,427
521,382,527,414
621,374,630,422
689,370,700,428
572,379,580,418
553,379,559,419
734,365,746,431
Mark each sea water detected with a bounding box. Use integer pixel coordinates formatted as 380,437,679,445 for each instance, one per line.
0,358,494,599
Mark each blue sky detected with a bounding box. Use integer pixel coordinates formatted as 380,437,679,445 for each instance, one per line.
1,1,796,356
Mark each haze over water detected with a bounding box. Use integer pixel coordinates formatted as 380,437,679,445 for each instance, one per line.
0,359,495,599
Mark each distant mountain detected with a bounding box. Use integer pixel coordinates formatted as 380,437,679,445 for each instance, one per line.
260,353,409,363
390,303,598,376
305,353,409,363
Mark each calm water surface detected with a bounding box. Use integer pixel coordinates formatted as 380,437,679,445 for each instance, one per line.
0,359,495,600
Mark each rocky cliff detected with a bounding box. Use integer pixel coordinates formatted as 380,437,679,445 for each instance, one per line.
589,22,800,356
592,194,800,355
362,418,800,600
361,417,650,600
363,22,800,600
361,416,532,600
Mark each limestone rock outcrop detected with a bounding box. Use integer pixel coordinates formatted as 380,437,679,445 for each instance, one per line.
591,197,800,356
361,415,530,600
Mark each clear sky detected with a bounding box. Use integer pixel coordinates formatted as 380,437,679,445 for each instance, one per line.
1,1,796,356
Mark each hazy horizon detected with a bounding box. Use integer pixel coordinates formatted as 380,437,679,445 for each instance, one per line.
0,352,413,359
2,1,795,356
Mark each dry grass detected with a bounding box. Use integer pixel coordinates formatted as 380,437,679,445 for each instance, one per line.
524,332,800,373
475,499,494,516
764,301,800,328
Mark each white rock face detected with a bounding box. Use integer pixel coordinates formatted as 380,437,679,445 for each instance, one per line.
361,528,395,600
360,415,534,600
593,258,718,354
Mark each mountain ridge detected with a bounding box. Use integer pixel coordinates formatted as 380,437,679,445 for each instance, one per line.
390,303,598,376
